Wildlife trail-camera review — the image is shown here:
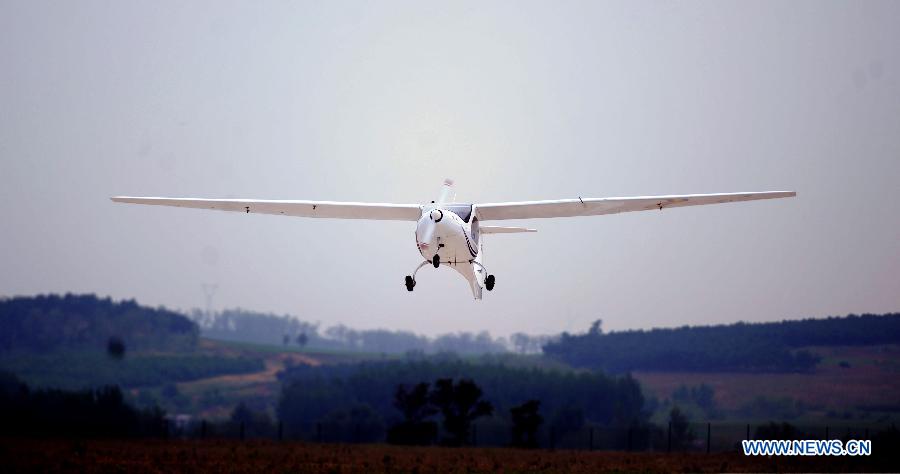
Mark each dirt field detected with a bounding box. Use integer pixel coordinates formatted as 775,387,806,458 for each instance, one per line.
1,439,894,473
634,345,900,413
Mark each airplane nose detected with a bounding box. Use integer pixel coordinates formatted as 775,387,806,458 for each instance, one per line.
429,209,443,222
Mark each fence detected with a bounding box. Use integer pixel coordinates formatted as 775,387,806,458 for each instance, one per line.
164,419,897,452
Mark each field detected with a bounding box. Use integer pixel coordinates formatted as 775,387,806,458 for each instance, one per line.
143,339,565,419
9,336,899,426
634,344,900,419
132,341,900,422
1,439,894,473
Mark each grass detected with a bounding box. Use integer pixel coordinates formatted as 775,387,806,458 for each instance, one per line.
200,337,384,357
1,439,894,473
634,344,900,423
0,350,264,390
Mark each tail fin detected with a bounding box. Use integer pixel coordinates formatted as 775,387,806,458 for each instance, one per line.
437,178,456,204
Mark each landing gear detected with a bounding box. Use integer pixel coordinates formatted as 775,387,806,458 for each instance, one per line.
405,261,430,293
485,274,496,291
432,254,440,268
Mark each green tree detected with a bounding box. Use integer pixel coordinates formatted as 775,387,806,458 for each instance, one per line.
549,405,585,443
430,378,493,446
510,400,543,449
387,383,438,445
668,406,694,450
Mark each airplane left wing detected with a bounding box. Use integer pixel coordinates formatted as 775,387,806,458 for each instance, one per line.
110,197,422,221
475,191,795,221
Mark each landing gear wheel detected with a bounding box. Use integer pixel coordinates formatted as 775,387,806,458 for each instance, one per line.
485,274,495,291
405,275,416,292
432,254,440,268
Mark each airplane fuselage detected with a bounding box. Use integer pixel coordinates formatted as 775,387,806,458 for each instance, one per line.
413,204,487,298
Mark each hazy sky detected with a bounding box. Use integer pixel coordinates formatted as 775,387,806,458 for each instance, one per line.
2,0,898,337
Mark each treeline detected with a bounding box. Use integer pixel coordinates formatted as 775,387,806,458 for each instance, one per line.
0,294,198,353
276,358,647,447
543,313,900,373
0,371,166,437
193,308,549,354
0,352,264,390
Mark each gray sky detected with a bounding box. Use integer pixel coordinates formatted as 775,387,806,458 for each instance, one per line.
2,0,898,337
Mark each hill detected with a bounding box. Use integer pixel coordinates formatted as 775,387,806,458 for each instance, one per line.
543,313,900,373
192,308,513,354
0,294,264,391
0,293,197,353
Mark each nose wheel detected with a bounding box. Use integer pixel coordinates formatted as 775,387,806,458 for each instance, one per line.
432,254,441,268
405,261,430,292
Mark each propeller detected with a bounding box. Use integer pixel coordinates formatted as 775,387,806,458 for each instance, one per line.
419,208,442,249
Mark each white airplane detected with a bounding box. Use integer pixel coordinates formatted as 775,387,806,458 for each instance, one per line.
112,180,795,300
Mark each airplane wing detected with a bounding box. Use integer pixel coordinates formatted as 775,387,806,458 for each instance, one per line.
475,191,795,221
110,197,422,221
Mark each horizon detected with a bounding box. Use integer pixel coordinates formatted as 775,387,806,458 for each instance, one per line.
2,291,894,340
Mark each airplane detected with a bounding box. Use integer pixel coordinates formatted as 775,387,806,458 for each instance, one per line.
111,180,795,300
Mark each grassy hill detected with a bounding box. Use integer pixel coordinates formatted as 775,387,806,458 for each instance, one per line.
0,294,198,353
635,344,900,425
545,313,900,373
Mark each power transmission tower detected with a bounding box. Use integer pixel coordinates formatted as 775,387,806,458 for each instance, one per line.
202,283,218,324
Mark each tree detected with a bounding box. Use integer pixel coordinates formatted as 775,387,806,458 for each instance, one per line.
230,401,273,437
282,334,290,346
549,405,585,443
231,402,254,425
321,404,385,443
589,319,604,335
387,383,438,445
395,382,436,423
755,422,798,440
672,384,717,416
510,400,543,448
511,333,529,354
279,358,648,445
107,337,126,359
668,406,694,450
295,333,308,349
429,378,493,446
0,294,198,354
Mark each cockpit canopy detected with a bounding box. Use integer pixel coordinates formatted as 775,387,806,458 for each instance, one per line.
445,204,473,223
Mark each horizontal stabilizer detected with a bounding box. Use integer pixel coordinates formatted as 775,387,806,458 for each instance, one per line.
480,226,537,234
